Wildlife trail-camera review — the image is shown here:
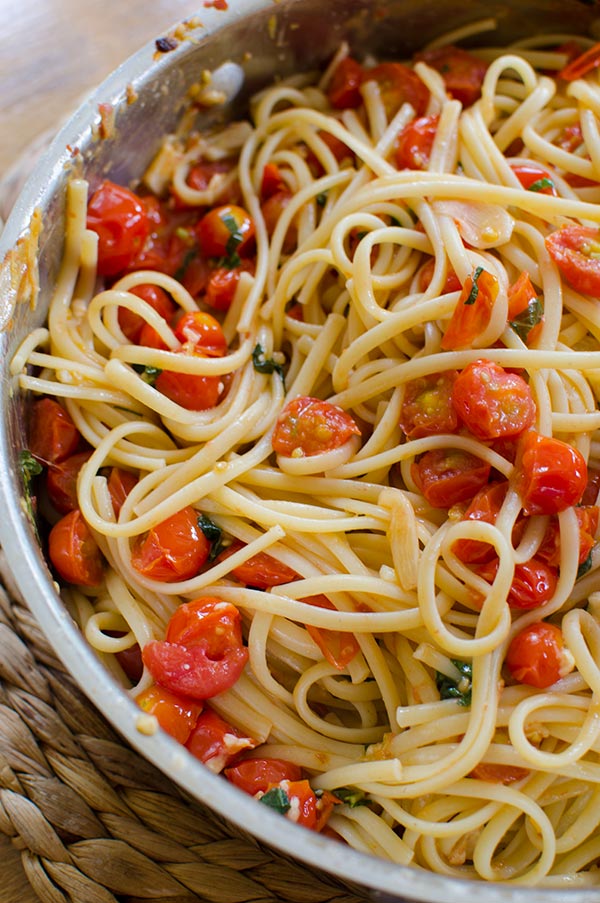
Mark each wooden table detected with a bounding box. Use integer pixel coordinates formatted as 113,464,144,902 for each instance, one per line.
0,2,207,898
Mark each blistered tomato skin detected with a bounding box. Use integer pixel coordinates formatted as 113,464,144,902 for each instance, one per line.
506,622,569,688
272,396,361,457
452,360,536,440
516,431,588,516
86,180,150,277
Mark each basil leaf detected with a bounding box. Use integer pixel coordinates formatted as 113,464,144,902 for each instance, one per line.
464,266,484,306
175,248,197,282
509,297,544,342
252,343,286,386
316,192,327,207
198,514,224,561
527,177,555,193
19,450,43,531
335,787,369,807
259,786,291,815
436,660,472,707
577,551,593,580
221,211,245,260
133,364,162,385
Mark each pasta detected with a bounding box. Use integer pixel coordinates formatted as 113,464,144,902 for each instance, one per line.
14,21,600,885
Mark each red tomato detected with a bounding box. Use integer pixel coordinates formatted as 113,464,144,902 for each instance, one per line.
225,758,303,795
118,284,176,344
304,594,360,671
452,482,511,564
185,707,256,771
476,556,558,610
399,370,458,439
396,115,439,170
173,159,237,208
515,431,587,516
107,467,138,517
412,449,491,508
415,45,487,107
131,506,211,582
138,321,170,350
261,162,286,199
114,641,143,684
418,258,462,294
276,779,319,829
507,271,537,320
196,205,255,259
452,359,536,441
441,267,499,351
537,506,599,568
182,256,212,298
510,164,557,196
143,596,249,700
155,353,222,411
582,468,600,506
205,264,245,311
218,540,299,588
48,508,104,586
328,56,364,109
317,130,354,165
272,396,361,457
174,311,227,357
559,41,600,81
362,62,429,119
506,622,567,688
545,225,600,298
29,398,80,466
46,450,92,514
136,684,202,744
86,180,150,277
469,763,529,784
261,190,296,255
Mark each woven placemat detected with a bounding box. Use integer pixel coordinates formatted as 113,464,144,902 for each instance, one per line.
0,554,370,903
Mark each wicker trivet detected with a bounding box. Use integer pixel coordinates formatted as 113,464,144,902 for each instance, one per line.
0,555,369,903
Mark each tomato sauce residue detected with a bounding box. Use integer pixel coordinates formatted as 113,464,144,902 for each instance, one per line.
204,0,228,8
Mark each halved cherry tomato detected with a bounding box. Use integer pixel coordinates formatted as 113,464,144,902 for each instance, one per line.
205,264,248,311
328,56,364,109
507,271,538,318
272,779,319,829
515,431,587,516
143,596,249,699
510,164,557,196
155,353,222,411
136,683,202,744
118,284,176,344
196,205,255,259
362,62,429,119
107,467,138,517
86,180,150,277
261,190,296,255
452,482,512,564
452,359,536,440
29,398,81,466
412,449,491,508
46,450,92,514
185,707,256,771
418,258,462,294
399,370,458,439
415,45,487,107
261,163,286,200
441,268,499,351
469,763,530,784
217,540,298,588
272,396,361,457
559,41,600,81
396,115,439,170
304,594,360,671
174,311,227,357
476,556,558,610
131,506,210,582
225,758,303,795
48,508,104,586
545,224,600,298
506,621,569,688
537,505,598,568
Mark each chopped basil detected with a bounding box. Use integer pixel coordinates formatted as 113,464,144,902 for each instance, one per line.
198,514,224,561
464,266,484,306
133,364,162,385
577,551,593,580
19,450,42,530
436,660,472,707
221,210,245,261
527,177,555,193
259,786,291,815
509,297,544,343
174,248,197,281
316,192,327,207
252,343,286,386
389,216,401,227
335,787,369,807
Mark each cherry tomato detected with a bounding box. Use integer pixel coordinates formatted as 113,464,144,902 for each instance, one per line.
276,779,319,829
138,320,170,351
261,163,286,200
469,763,529,784
48,508,104,586
510,164,557,197
582,468,600,506
328,56,364,109
545,224,600,298
304,594,360,671
272,396,361,457
205,264,247,311
261,190,296,255
506,621,568,688
515,431,587,516
507,271,538,317
196,205,255,259
86,180,150,277
415,45,487,107
118,284,176,345
396,115,439,170
131,506,211,582
46,450,92,514
29,398,81,466
114,640,143,684
418,258,462,294
182,256,212,298
218,540,299,588
362,62,429,119
107,467,138,517
155,353,222,411
476,556,558,610
174,311,227,357
143,596,249,700
559,41,600,81
225,758,303,795
185,707,256,771
317,130,354,165
537,505,598,568
172,159,237,208
452,359,536,441
412,449,491,508
399,370,458,439
452,482,512,564
136,683,202,744
441,267,499,351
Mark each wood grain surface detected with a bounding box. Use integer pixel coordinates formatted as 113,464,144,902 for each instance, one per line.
0,1,208,898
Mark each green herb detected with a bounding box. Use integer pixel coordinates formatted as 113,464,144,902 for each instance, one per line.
259,786,291,815
527,177,555,194
355,231,368,241
133,364,162,385
221,210,245,260
19,450,42,530
316,192,327,207
577,551,593,580
464,266,484,306
252,343,286,386
389,216,401,227
436,660,472,707
509,297,544,343
335,787,369,807
198,514,224,561
174,248,197,281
